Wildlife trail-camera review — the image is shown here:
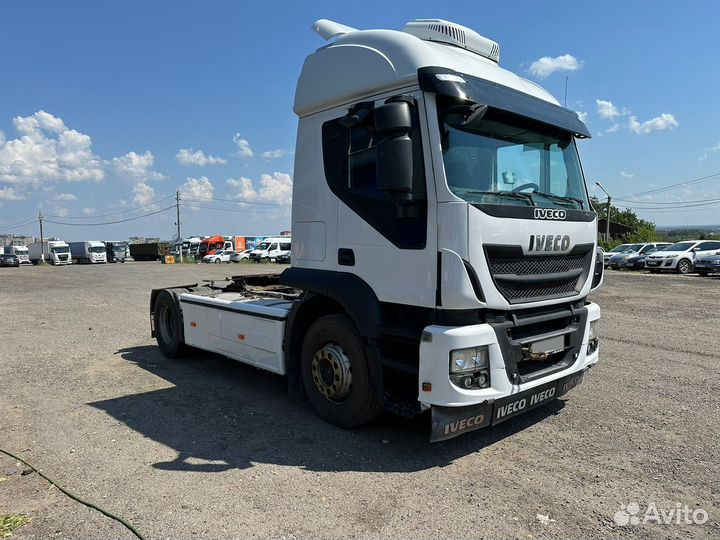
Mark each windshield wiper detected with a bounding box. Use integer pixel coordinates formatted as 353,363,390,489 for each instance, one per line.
463,190,536,206
531,191,584,209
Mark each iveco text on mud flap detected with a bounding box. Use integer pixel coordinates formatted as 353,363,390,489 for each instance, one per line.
151,18,603,441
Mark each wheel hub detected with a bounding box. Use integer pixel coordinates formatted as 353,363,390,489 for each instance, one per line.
311,343,352,401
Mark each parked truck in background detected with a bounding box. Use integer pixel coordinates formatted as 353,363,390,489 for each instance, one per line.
198,235,226,259
69,241,107,264
105,241,128,263
1,245,31,265
29,240,72,265
130,242,167,262
151,18,602,441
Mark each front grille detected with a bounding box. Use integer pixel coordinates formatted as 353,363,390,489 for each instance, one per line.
58,254,69,261
485,245,593,304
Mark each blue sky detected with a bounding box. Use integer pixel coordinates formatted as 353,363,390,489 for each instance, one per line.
1,0,719,241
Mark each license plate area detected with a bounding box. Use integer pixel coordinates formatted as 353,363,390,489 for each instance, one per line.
530,335,565,355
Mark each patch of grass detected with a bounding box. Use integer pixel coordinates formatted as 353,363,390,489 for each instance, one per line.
0,515,31,538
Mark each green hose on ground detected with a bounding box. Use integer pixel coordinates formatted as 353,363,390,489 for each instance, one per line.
0,447,144,540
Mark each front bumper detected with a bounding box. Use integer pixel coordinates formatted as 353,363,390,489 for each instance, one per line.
420,302,600,442
694,263,720,273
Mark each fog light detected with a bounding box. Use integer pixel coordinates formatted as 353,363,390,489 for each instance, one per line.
587,338,599,355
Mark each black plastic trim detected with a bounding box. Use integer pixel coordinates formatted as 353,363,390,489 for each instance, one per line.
471,203,596,222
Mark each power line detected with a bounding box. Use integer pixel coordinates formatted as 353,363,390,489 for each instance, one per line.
0,217,37,231
620,171,720,199
44,205,175,226
613,196,720,206
181,193,291,206
180,203,290,215
43,194,176,219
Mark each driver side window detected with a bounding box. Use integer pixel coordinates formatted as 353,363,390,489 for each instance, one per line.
497,144,540,191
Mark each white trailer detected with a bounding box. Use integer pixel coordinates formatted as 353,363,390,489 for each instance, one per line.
151,18,603,441
69,241,107,264
29,240,72,265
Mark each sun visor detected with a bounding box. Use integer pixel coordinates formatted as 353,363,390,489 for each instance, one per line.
418,66,591,139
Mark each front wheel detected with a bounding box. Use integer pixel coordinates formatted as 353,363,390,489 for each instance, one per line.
300,314,382,428
213,258,221,264
676,259,692,274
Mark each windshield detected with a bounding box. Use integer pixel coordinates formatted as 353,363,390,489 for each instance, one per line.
256,242,270,251
439,105,589,210
90,246,105,253
609,245,630,253
620,244,644,253
51,246,69,254
666,242,696,252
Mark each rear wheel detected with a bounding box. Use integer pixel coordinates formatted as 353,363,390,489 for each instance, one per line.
676,259,692,274
300,314,382,428
154,291,186,358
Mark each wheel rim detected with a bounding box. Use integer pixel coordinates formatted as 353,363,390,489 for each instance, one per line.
158,303,175,344
679,260,690,273
311,343,352,401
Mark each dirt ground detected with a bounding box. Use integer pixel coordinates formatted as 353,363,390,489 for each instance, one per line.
0,262,718,539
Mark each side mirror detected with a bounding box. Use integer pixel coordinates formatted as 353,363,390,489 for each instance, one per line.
375,101,413,200
692,247,701,252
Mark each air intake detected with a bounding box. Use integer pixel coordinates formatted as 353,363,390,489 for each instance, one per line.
403,19,500,63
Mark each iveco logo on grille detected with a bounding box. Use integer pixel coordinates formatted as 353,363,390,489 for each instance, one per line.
534,208,567,220
529,234,571,252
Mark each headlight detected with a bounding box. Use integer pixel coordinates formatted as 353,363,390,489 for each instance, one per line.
449,346,490,390
589,320,599,341
587,320,599,355
450,346,489,372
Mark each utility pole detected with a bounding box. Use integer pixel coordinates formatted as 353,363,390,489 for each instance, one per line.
38,211,45,262
175,190,182,261
595,181,611,241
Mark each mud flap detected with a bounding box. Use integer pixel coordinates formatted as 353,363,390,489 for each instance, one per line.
430,402,493,442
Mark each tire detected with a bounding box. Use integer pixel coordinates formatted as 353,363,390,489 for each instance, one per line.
676,259,692,274
153,291,186,358
300,314,382,428
213,258,221,264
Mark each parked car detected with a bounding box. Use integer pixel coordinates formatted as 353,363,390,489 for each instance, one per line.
602,244,633,267
203,250,234,264
0,252,20,267
230,249,253,263
275,251,291,264
622,244,672,270
644,240,720,274
693,253,720,276
608,242,672,270
248,237,291,262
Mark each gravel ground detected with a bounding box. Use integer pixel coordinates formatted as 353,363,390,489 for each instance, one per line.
0,262,718,539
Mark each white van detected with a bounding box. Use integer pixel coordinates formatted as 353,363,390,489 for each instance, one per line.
248,237,291,262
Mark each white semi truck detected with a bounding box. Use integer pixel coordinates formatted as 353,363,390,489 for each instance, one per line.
151,19,603,441
1,245,31,265
29,240,72,265
69,241,107,264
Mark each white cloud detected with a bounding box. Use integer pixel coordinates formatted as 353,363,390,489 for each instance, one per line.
529,54,583,78
232,133,253,158
259,149,293,159
54,192,77,201
111,150,165,181
226,172,292,205
628,113,678,135
176,148,227,166
51,205,69,218
620,171,635,179
132,182,156,205
0,186,24,201
605,123,621,134
576,111,588,123
699,142,720,163
180,176,215,209
0,110,104,187
595,99,622,120
82,207,95,215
